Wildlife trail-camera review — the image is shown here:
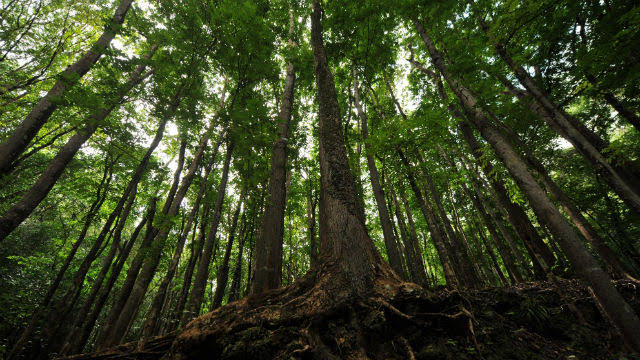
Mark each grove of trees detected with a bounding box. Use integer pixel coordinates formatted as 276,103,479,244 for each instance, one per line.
1,0,639,358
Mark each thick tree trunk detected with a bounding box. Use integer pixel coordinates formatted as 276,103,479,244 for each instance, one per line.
0,0,135,175
183,139,234,324
0,47,156,241
352,69,405,278
414,17,640,351
212,189,246,308
310,0,396,298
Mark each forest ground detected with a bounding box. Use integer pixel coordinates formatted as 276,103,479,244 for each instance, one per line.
64,278,640,360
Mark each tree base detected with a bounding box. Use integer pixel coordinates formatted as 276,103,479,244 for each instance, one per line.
63,277,639,359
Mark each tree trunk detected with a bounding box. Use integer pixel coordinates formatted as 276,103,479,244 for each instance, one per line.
229,203,252,302
0,47,157,241
6,152,115,359
183,139,234,324
0,0,135,175
252,14,296,293
397,149,458,286
212,188,246,308
496,120,634,279
352,68,405,278
310,0,396,298
414,17,640,351
458,122,554,274
100,125,218,348
422,165,481,287
62,202,150,355
478,17,640,215
387,179,427,286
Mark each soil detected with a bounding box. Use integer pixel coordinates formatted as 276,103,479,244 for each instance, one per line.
63,276,640,360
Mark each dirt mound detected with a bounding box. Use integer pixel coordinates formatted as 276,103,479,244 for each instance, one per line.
63,278,640,359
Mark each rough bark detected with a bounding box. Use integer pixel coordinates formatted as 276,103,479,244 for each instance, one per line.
309,0,396,297
0,0,135,175
414,17,640,351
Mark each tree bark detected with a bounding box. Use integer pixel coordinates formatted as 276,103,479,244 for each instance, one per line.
0,47,157,241
414,17,640,351
212,188,246,308
310,0,396,298
252,13,296,294
0,0,135,175
183,139,234,324
352,69,405,278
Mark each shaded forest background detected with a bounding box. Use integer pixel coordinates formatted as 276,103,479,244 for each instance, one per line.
1,0,639,358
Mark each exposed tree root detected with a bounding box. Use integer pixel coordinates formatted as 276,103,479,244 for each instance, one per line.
62,277,640,359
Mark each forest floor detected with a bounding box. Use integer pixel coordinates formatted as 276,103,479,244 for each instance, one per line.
65,278,640,360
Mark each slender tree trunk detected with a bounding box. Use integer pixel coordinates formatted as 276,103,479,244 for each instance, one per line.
397,150,458,286
183,139,234,324
446,182,487,284
352,68,405,278
497,120,635,279
414,17,640,351
306,182,318,269
408,56,557,273
436,145,522,283
6,153,115,359
422,165,481,287
0,0,135,175
388,180,427,286
457,122,554,273
212,188,246,308
172,202,210,331
63,202,150,355
100,125,220,347
0,47,157,241
470,218,508,285
252,13,296,294
55,184,137,355
477,17,640,215
139,153,217,342
229,204,253,302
